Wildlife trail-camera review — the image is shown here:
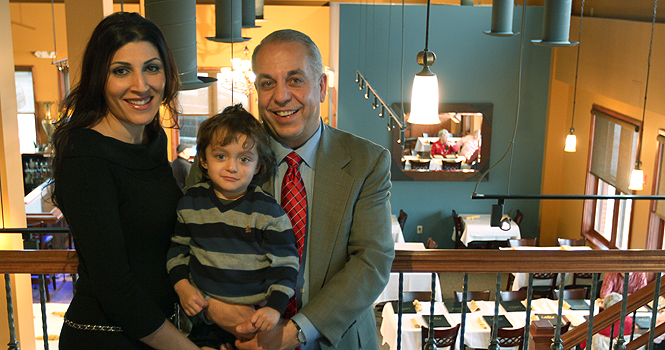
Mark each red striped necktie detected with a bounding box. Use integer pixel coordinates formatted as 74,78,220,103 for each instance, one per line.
282,152,306,319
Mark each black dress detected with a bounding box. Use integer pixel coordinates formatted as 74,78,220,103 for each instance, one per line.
57,128,182,349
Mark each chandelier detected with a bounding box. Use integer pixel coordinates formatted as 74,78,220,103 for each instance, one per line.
219,46,256,96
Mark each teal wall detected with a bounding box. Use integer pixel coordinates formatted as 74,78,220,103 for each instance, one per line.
335,4,551,247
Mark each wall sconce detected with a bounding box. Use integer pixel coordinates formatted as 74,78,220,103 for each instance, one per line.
408,0,440,125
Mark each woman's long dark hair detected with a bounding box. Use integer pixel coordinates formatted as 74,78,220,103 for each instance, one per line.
51,12,180,207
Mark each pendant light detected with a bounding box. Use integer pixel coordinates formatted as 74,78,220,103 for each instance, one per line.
564,0,585,153
408,0,440,125
628,0,658,191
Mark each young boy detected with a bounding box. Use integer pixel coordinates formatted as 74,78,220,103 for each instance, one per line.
167,104,299,346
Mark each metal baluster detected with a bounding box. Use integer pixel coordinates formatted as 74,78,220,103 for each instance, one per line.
584,273,600,350
523,273,534,350
5,274,20,350
488,273,501,350
424,273,437,350
552,272,566,350
397,272,403,350
647,273,661,350
460,273,469,350
613,273,630,350
38,275,49,350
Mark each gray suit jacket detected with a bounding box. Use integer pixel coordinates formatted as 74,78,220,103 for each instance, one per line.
185,123,395,349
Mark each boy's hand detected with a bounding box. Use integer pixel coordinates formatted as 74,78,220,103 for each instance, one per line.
249,307,280,332
174,279,209,316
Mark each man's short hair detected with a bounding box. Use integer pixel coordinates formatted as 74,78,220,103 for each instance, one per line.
252,29,324,78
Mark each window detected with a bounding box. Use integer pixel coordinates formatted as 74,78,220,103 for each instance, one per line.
175,70,252,155
582,106,640,249
647,130,665,249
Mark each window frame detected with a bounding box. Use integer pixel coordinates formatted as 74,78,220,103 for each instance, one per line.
581,105,641,249
646,130,665,249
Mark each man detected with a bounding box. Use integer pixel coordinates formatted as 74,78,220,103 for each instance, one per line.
185,30,394,350
171,144,191,190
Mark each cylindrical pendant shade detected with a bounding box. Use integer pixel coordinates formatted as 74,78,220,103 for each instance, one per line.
484,0,517,36
531,0,578,47
242,0,259,28
564,133,577,152
255,0,264,19
145,0,216,90
408,73,440,125
207,0,250,43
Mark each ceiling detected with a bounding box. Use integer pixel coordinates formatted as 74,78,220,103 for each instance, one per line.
8,0,665,23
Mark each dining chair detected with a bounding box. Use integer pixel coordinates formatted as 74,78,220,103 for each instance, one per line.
514,210,524,226
527,273,558,299
397,209,408,232
557,238,586,247
500,289,527,302
508,238,537,247
421,324,460,350
492,326,526,350
402,291,433,303
454,290,491,302
410,159,431,170
554,288,588,300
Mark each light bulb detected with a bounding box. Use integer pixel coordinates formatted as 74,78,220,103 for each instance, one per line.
564,134,577,152
628,168,644,191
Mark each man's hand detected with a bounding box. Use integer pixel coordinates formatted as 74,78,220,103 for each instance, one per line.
204,297,256,339
235,318,300,350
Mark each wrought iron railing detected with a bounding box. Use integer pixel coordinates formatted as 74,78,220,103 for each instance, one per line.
3,242,665,350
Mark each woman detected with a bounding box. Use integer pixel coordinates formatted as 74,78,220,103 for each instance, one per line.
52,12,212,350
430,129,457,157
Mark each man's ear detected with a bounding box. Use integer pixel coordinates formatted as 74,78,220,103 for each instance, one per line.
319,73,328,103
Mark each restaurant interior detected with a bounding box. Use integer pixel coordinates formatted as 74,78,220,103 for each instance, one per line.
3,0,665,349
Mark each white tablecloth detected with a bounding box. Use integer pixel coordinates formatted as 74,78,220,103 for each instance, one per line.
451,214,521,245
391,214,405,243
375,243,443,304
403,155,465,171
380,299,597,350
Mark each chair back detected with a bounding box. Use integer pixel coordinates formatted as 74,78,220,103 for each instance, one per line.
557,238,586,246
454,290,491,302
452,210,465,249
554,288,588,300
530,273,558,299
402,291,433,303
421,324,460,350
508,238,537,247
500,290,527,301
398,209,408,232
410,159,430,170
514,210,524,226
493,326,525,350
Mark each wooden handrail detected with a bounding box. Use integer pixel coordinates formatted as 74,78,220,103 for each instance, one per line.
560,277,665,349
626,322,665,350
392,249,665,273
0,250,77,274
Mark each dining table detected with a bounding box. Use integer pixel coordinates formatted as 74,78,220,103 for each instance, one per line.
452,214,521,246
499,246,594,291
402,155,466,171
375,242,443,305
380,298,598,350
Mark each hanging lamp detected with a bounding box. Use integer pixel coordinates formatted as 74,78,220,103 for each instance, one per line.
408,0,440,125
628,0,658,191
564,0,585,153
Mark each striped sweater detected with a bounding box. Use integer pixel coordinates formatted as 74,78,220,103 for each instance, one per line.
167,182,299,314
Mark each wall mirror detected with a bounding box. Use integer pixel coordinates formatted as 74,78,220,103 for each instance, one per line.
390,102,492,181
